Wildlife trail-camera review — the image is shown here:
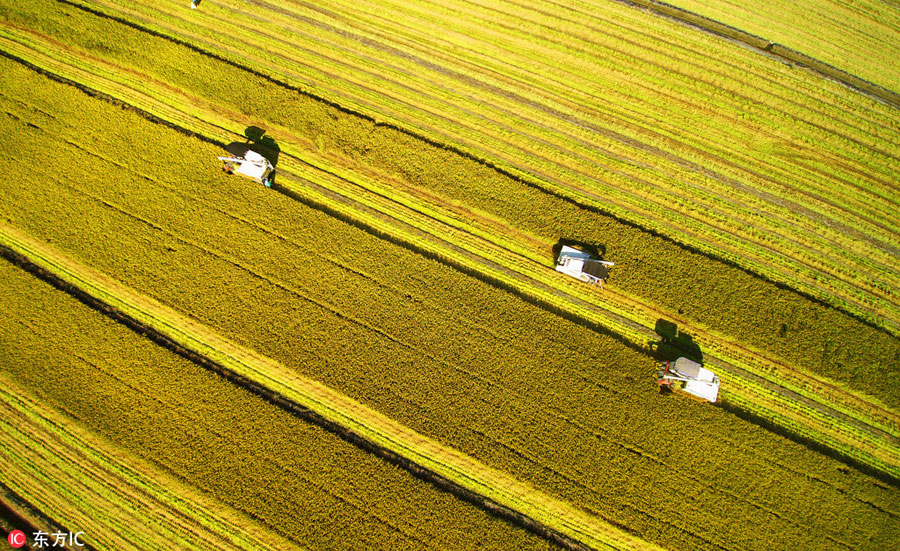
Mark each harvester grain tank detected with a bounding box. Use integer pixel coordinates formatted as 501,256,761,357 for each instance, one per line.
656,357,720,403
555,245,614,287
219,150,274,187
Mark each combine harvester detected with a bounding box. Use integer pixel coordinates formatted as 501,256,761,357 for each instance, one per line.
219,151,274,187
555,245,614,287
657,357,720,403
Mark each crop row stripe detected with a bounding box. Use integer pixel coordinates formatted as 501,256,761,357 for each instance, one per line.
59,0,900,332
608,0,900,109
0,223,666,551
0,377,302,551
2,28,895,481
3,4,896,336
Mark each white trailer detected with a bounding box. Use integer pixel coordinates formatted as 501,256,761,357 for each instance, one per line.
218,150,274,187
656,357,720,403
555,245,614,287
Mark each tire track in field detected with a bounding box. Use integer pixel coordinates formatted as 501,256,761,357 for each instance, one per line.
195,0,900,274
127,155,900,524
52,136,898,528
3,99,636,543
3,99,860,551
7,319,440,551
12,21,900,462
0,483,101,551
0,237,610,551
26,0,900,332
608,0,900,110
0,237,764,551
0,385,301,551
277,0,900,227
464,377,863,551
266,158,900,469
0,370,279,551
0,481,98,551
8,16,900,500
3,51,896,548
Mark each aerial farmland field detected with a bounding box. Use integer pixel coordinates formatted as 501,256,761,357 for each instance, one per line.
1,0,899,550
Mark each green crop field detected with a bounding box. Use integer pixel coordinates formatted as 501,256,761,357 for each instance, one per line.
1,0,899,550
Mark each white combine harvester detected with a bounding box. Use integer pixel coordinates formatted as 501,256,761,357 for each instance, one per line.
657,357,720,403
219,150,274,187
555,245,614,287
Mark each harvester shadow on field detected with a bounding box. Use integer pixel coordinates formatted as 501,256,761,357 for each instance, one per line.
651,319,703,364
224,126,280,180
650,319,900,487
651,319,703,397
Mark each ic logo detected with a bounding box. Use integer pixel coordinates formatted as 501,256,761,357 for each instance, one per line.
7,530,26,548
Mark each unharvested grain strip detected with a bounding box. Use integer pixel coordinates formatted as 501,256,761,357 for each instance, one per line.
0,238,638,551
5,23,892,494
22,0,900,334
7,36,892,490
74,0,900,272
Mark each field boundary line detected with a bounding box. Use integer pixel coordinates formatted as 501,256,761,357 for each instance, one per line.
616,0,900,110
0,482,98,551
0,224,666,551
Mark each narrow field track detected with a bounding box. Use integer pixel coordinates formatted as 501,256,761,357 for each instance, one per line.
2,1,900,549
648,0,900,94
3,29,896,470
0,379,307,551
0,227,657,551
4,0,898,415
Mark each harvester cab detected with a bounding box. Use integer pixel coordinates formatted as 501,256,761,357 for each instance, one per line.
555,245,614,287
657,357,720,403
218,150,274,187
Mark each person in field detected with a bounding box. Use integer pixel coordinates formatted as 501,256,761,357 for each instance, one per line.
191,0,201,8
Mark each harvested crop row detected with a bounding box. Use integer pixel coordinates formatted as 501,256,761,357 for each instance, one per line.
0,259,566,551
657,0,900,92
3,14,896,486
1,54,897,551
3,4,897,413
0,224,664,551
67,0,900,326
0,377,304,551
